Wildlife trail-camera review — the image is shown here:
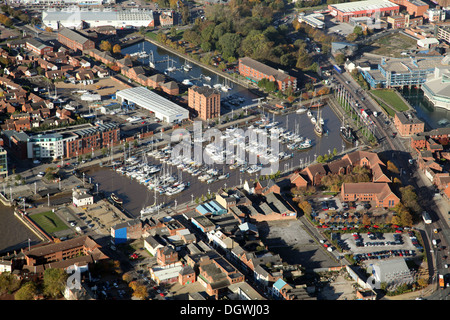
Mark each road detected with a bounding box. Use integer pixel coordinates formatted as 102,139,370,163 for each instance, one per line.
324,59,450,297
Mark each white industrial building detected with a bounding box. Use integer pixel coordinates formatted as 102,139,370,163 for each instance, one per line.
42,9,155,30
18,0,114,6
116,87,189,123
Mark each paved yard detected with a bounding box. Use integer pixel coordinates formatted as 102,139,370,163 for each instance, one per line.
258,219,340,270
318,274,356,300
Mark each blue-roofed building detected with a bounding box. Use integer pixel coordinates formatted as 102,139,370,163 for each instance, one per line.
196,200,227,216
272,278,288,299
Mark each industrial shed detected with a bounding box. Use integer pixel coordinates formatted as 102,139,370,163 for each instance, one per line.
116,86,189,123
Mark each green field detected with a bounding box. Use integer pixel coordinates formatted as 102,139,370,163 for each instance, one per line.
370,89,410,113
29,211,69,235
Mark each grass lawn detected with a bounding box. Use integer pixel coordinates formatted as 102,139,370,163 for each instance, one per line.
29,211,69,235
370,89,409,112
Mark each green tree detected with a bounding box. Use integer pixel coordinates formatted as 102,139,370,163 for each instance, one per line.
43,268,68,298
0,273,21,294
15,282,38,300
217,33,241,60
335,53,346,65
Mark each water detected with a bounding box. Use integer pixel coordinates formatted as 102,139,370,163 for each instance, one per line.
0,203,41,255
401,87,450,130
85,106,352,218
121,40,261,110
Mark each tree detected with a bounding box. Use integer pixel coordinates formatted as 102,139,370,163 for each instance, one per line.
99,40,112,52
296,48,312,70
346,33,358,42
112,44,121,54
15,282,37,300
132,283,148,300
0,273,21,294
43,268,68,298
387,160,399,174
335,53,346,65
217,33,241,60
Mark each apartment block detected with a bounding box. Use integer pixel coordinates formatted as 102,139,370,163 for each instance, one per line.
188,85,220,120
393,112,425,137
239,57,297,92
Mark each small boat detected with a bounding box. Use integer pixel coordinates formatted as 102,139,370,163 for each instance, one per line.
182,79,193,86
340,125,355,144
218,173,229,180
203,75,211,81
310,102,324,108
298,139,313,150
319,117,324,125
311,117,317,124
110,193,123,205
307,110,312,118
296,107,307,114
314,122,323,137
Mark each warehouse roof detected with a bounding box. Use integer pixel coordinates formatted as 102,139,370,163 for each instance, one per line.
58,27,91,45
329,0,399,13
43,9,154,23
116,86,188,121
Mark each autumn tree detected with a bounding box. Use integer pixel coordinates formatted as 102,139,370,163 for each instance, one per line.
99,40,112,52
132,283,148,300
112,44,121,54
387,160,399,174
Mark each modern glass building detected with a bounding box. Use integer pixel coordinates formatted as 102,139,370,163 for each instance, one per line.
361,56,449,88
27,133,64,160
0,147,7,179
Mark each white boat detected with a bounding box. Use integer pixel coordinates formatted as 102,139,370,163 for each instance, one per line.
221,85,231,92
296,107,307,114
182,79,193,86
311,117,317,124
247,165,261,174
307,110,312,118
204,76,211,81
319,117,324,125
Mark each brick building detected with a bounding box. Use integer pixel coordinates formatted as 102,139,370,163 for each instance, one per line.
26,38,53,56
341,182,400,208
393,112,425,137
58,27,95,52
238,57,297,92
22,236,109,275
390,0,429,17
65,123,120,158
188,85,220,120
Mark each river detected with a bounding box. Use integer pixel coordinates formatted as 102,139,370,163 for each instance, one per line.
401,87,450,129
0,203,41,255
121,40,261,109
